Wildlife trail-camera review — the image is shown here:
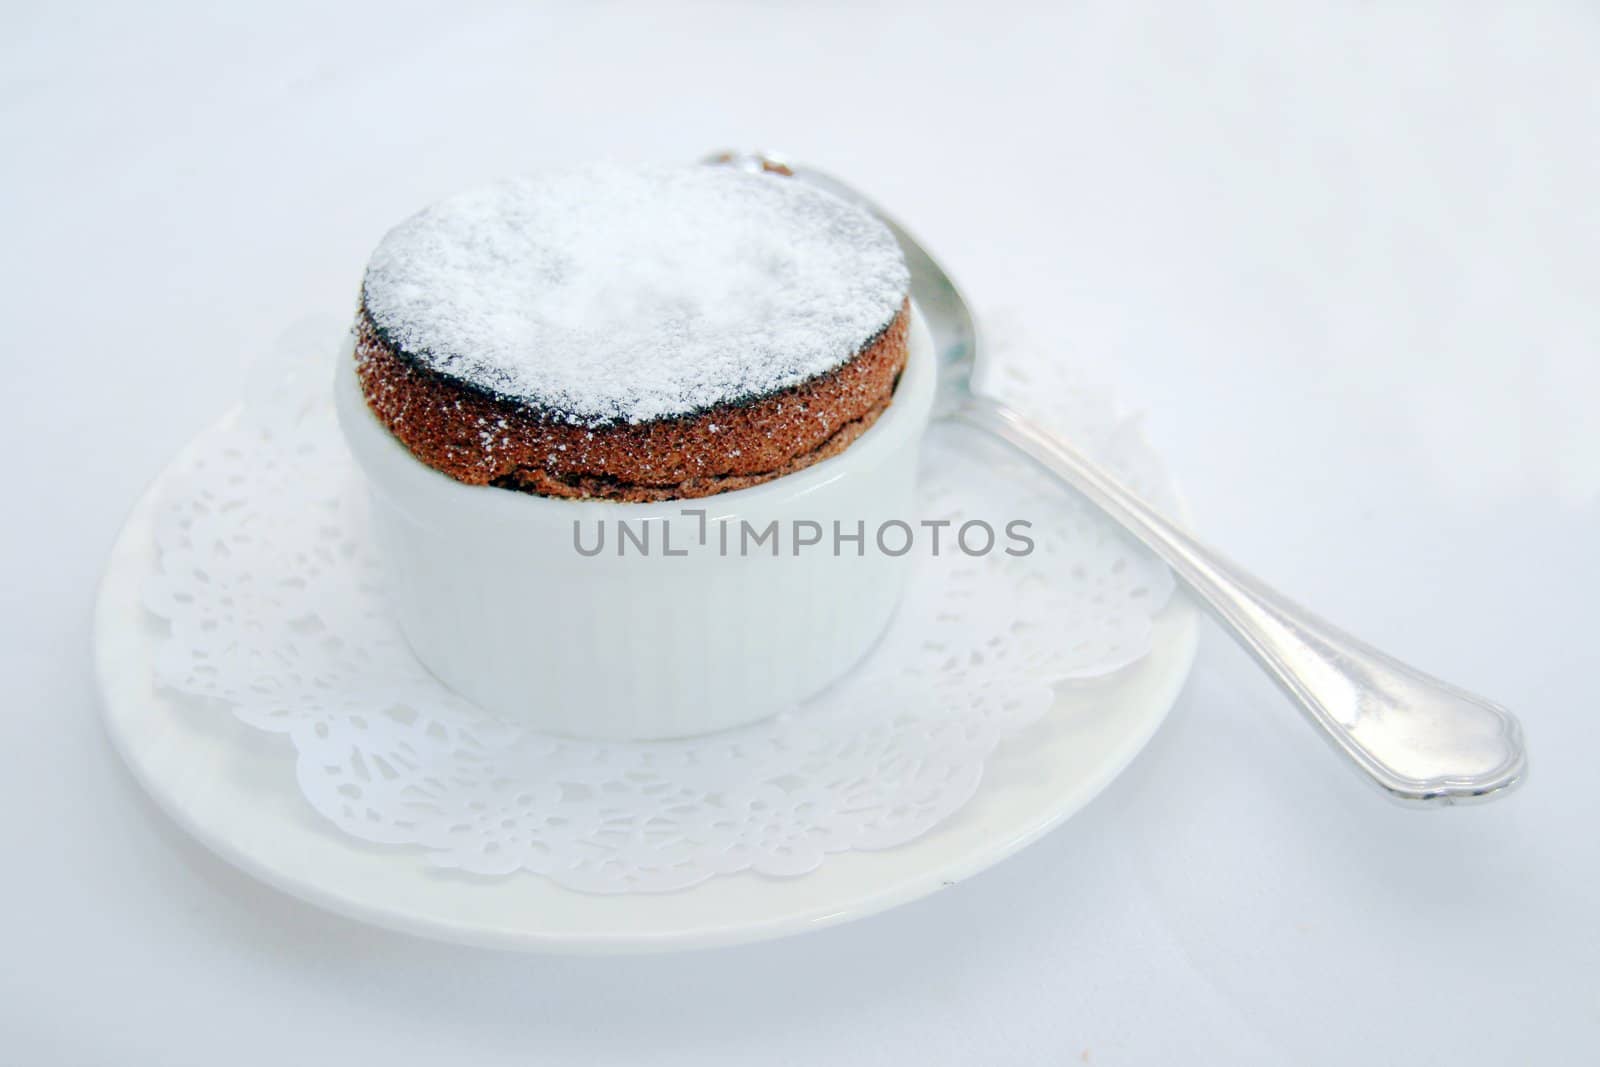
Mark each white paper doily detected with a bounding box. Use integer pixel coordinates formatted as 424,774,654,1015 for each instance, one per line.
134,321,1180,896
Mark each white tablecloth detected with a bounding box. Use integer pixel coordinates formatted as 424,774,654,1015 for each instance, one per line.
4,2,1594,1062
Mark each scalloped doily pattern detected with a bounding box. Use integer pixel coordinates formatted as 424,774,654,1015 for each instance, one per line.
143,327,1175,893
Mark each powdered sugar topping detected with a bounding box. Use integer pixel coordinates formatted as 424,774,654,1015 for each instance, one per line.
361,165,910,427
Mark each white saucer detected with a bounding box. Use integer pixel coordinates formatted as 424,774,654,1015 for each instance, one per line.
96,451,1198,955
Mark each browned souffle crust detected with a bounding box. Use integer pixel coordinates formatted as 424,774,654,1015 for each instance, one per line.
353,299,911,502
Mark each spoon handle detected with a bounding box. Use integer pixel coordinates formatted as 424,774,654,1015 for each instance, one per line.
953,395,1527,805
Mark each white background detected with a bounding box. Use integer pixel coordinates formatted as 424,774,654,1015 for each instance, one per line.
4,1,1597,1062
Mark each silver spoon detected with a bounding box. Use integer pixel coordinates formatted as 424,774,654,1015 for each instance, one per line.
708,150,1527,806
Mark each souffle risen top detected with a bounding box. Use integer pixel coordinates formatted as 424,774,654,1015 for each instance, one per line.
353,164,913,501
360,164,910,428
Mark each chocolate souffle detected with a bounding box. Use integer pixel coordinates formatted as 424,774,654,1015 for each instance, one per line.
353,165,912,502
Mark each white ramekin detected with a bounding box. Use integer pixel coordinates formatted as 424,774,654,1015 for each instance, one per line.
334,310,936,740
